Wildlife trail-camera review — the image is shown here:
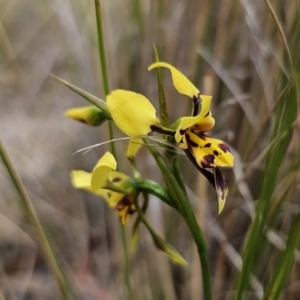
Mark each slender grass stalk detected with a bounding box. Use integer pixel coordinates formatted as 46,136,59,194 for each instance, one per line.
144,139,212,300
93,1,132,299
0,140,77,300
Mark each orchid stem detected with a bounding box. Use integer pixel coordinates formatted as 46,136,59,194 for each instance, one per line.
144,139,212,300
94,1,132,299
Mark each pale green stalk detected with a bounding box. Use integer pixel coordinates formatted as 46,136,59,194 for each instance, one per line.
0,140,77,300
93,1,132,299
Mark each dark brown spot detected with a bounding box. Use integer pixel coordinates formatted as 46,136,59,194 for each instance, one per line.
150,125,176,136
186,134,198,148
191,130,206,140
213,150,219,156
192,95,201,116
112,177,122,183
180,128,188,135
107,192,111,198
201,154,215,168
204,143,211,148
218,143,231,153
116,195,133,210
79,119,87,124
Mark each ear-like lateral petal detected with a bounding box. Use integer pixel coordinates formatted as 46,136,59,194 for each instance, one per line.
148,62,199,98
186,131,234,168
70,170,93,191
107,90,160,137
198,95,213,119
91,152,117,191
175,113,215,143
214,167,229,214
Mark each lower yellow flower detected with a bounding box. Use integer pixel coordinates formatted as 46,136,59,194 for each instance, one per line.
71,151,135,225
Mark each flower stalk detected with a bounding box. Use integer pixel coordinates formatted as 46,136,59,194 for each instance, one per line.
93,1,132,299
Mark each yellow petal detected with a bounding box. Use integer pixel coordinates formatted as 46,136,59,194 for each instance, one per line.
186,130,234,168
91,152,117,191
198,95,213,118
70,170,92,191
65,106,108,126
148,62,199,98
118,206,131,225
175,95,214,143
107,90,160,136
115,197,135,225
96,189,125,207
108,171,129,185
126,138,143,159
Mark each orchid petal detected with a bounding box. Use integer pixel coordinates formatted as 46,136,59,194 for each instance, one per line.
126,138,143,160
107,90,160,137
186,131,234,168
214,167,229,214
148,62,199,98
91,152,117,191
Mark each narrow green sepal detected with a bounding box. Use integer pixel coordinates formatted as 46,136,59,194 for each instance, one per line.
152,233,188,266
133,194,187,266
65,106,110,126
51,74,112,118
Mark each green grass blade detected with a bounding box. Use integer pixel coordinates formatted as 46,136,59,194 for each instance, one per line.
0,140,77,300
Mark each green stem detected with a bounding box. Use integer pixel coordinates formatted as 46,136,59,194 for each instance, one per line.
94,1,131,298
130,178,177,209
143,139,212,300
0,140,77,300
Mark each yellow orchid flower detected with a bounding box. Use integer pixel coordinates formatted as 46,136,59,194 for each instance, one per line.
71,151,135,225
107,61,234,213
149,62,234,214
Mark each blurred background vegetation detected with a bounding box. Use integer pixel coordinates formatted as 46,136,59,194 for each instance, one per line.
1,0,300,299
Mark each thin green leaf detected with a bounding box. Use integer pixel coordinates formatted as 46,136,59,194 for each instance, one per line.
51,74,111,118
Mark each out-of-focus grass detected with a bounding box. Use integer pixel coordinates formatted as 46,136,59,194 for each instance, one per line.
0,0,300,299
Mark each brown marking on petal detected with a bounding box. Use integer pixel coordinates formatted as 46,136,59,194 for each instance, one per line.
213,150,219,156
201,154,215,168
112,177,122,183
204,143,211,148
192,124,202,135
215,167,226,200
191,129,207,140
107,192,111,198
218,143,231,153
115,195,134,210
192,95,201,116
186,134,198,148
77,118,88,124
204,111,210,117
180,128,188,135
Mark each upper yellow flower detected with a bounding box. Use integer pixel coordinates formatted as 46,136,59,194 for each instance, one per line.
71,151,135,225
